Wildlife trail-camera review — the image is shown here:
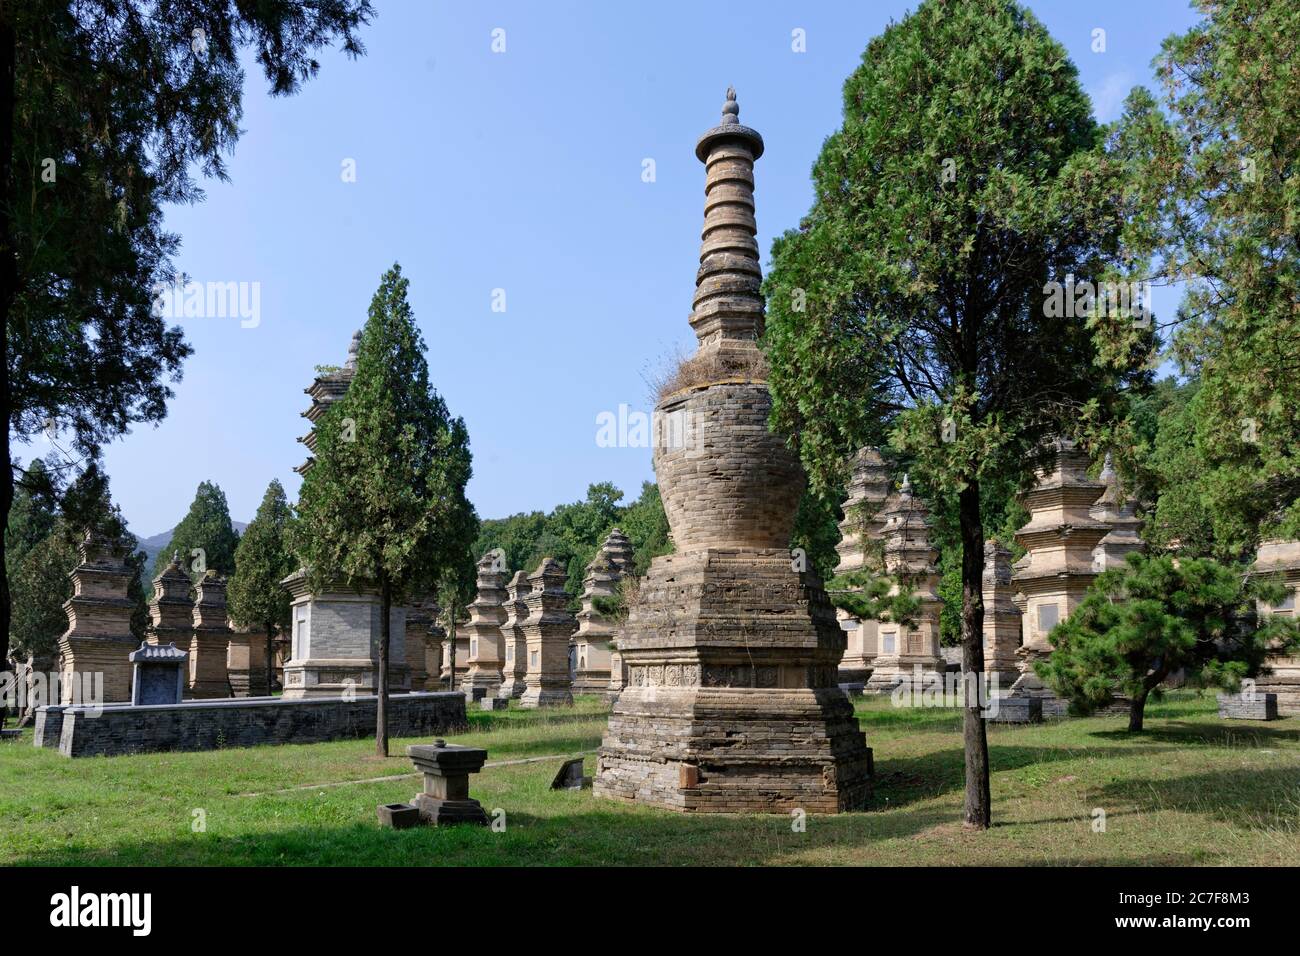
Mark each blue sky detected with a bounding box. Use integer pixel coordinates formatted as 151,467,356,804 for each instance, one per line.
31,0,1203,534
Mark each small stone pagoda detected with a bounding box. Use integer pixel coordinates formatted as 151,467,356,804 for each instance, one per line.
520,558,575,708
981,539,1022,687
834,448,891,687
572,528,635,694
595,90,871,813
1090,454,1144,571
226,622,270,697
405,595,441,691
57,531,138,703
462,553,508,699
438,605,470,689
498,570,532,699
864,476,944,693
1008,439,1108,709
188,571,231,698
147,552,192,648
1253,538,1300,715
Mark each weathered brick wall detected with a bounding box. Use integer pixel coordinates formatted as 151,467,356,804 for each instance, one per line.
35,691,467,758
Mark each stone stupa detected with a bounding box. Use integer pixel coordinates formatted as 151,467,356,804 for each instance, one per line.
594,89,872,813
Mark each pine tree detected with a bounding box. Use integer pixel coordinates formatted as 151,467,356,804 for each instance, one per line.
1039,553,1300,731
762,0,1153,827
158,481,240,582
292,264,477,755
228,480,295,693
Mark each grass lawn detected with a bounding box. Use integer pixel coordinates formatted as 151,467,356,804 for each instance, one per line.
2,691,1297,866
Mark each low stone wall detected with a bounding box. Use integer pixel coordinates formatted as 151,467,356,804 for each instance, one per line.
34,691,468,758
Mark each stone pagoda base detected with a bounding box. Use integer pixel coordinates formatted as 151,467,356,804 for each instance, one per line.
572,661,611,696
1256,654,1300,716
283,658,410,698
863,657,943,695
595,548,872,813
1005,646,1069,717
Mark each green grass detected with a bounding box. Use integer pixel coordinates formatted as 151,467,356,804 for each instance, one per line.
2,691,1298,865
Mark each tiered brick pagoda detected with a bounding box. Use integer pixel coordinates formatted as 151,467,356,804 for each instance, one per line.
294,329,359,478
1253,539,1300,715
462,553,508,699
1008,439,1108,711
226,622,270,697
188,571,231,698
57,531,138,703
572,528,635,694
864,475,944,693
834,448,891,687
147,552,192,648
981,539,1022,687
1090,454,1144,570
498,570,531,699
595,89,871,813
520,558,575,707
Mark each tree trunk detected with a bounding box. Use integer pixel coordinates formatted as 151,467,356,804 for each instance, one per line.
447,608,457,691
1127,688,1147,732
377,575,390,757
0,6,17,729
958,482,991,829
265,623,276,695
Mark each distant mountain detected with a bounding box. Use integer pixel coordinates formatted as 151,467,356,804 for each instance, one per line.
136,521,248,569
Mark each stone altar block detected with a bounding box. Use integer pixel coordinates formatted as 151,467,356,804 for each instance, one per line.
407,740,489,826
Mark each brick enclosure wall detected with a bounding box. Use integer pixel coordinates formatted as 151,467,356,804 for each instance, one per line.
34,691,467,758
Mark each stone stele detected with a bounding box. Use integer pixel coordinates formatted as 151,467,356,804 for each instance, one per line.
594,89,872,813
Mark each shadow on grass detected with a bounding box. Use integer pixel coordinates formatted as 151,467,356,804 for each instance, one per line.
1094,766,1300,832
1089,720,1300,747
874,743,1199,810
10,802,966,867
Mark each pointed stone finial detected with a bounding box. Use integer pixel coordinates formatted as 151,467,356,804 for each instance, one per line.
899,473,913,497
345,329,361,369
171,549,179,565
722,86,739,125
1100,452,1116,481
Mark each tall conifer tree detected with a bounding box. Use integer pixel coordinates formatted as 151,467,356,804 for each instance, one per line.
293,264,476,755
